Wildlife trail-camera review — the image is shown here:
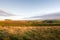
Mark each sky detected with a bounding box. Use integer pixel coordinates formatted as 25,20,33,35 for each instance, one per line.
0,0,60,20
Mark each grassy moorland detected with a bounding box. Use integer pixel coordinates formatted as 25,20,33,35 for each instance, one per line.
0,20,60,40
0,20,60,26
0,26,60,40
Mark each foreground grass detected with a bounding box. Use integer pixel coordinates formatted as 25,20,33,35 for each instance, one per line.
0,26,60,40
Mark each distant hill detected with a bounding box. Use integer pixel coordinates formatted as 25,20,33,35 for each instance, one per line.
0,10,14,16
30,13,60,20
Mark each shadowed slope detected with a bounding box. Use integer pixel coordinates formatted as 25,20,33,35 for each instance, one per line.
0,10,15,16
30,12,60,20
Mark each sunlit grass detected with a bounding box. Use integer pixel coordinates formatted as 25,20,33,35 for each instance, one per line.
0,26,60,40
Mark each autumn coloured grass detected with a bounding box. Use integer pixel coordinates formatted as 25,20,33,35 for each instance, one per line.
0,26,60,40
0,20,60,40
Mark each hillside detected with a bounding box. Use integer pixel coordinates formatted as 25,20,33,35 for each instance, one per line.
30,13,60,20
0,10,14,16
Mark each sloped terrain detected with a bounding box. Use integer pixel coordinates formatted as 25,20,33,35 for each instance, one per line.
0,10,14,16
30,13,60,20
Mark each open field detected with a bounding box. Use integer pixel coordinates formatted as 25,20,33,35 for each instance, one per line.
0,20,60,40
0,26,60,40
1,20,60,26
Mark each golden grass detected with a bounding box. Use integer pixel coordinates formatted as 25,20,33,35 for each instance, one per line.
0,26,60,40
0,26,60,34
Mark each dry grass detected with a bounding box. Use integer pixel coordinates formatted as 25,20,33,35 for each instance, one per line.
0,26,60,40
0,26,60,34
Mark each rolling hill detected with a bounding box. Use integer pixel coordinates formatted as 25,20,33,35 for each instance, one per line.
0,10,14,16
30,13,60,20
